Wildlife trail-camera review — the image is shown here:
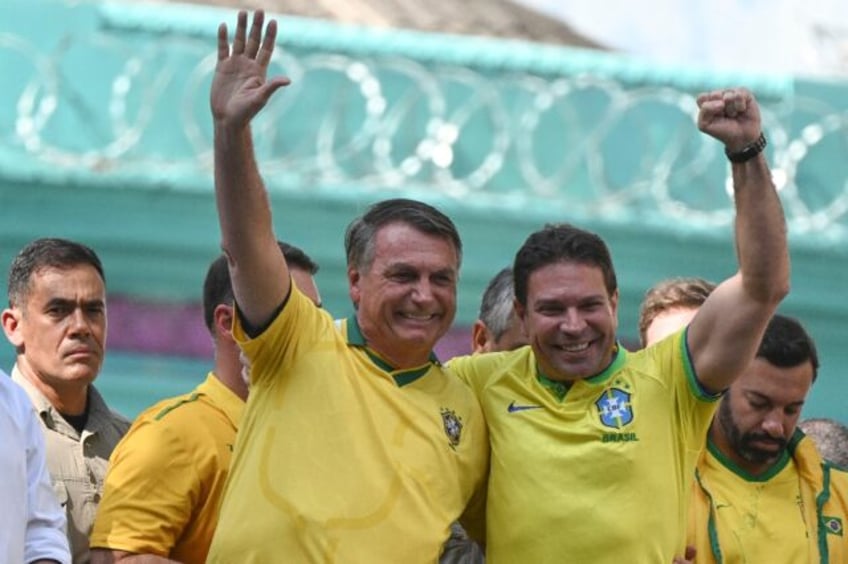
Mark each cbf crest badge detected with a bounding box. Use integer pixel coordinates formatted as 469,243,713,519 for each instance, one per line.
595,388,633,429
441,408,463,449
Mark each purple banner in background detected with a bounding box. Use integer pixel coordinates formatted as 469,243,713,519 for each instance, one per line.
107,296,474,361
107,297,213,358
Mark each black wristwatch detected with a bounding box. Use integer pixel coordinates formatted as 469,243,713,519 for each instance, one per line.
725,132,767,163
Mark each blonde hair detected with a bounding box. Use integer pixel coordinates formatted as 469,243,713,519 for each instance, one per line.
638,277,716,347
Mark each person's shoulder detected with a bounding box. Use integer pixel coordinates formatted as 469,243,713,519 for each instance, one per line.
101,405,132,433
448,346,532,383
627,330,691,379
0,374,35,423
635,329,687,359
143,388,211,425
454,345,531,366
110,409,132,430
0,372,26,404
0,371,13,395
795,435,848,482
827,459,848,478
85,383,131,427
8,368,44,407
113,390,218,457
823,461,848,511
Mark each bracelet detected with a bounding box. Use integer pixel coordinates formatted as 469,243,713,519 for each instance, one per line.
725,132,767,163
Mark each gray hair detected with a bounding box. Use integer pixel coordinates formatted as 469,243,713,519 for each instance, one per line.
798,418,848,467
8,238,105,307
478,267,516,341
344,198,462,271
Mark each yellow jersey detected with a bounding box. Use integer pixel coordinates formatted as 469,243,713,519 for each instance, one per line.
91,373,243,564
449,329,717,563
207,287,488,563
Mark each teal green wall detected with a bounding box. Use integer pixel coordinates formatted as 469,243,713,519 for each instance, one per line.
1,0,846,422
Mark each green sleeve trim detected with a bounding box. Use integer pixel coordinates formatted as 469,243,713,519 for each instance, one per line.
154,392,201,421
681,327,723,402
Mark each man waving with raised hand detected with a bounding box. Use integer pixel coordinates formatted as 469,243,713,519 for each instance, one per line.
206,11,488,564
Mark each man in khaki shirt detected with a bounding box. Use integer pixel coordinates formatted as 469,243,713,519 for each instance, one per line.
2,238,130,563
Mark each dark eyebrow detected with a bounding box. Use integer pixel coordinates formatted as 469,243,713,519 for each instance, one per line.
45,297,104,309
384,263,457,277
45,297,74,308
432,268,456,278
745,390,804,408
384,262,415,273
580,294,608,304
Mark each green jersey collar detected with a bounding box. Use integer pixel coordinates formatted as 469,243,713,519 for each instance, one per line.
535,343,625,400
345,315,440,386
706,436,791,482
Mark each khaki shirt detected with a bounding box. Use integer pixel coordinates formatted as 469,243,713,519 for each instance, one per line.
12,365,130,564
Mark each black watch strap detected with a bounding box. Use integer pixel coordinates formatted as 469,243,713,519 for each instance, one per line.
725,132,767,163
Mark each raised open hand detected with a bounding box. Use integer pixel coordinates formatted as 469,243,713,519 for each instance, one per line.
210,10,290,128
696,88,762,153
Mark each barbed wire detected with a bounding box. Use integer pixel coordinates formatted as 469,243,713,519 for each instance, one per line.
2,27,847,237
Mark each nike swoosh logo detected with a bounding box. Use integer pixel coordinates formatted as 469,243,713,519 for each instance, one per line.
507,401,544,413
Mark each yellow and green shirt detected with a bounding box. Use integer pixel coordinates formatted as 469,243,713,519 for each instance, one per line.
690,430,848,563
90,373,243,564
449,329,718,563
207,286,488,563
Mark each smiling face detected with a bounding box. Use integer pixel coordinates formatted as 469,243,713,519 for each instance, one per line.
349,222,458,368
516,261,618,382
713,357,814,476
2,264,107,394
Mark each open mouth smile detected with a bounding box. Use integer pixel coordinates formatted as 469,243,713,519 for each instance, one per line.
555,342,590,353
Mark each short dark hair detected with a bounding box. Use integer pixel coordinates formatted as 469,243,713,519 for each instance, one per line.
202,241,318,334
344,198,462,271
478,267,516,341
638,277,716,347
757,314,819,382
513,223,616,306
7,238,105,307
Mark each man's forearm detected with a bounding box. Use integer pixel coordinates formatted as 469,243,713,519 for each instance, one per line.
732,152,790,304
213,123,274,257
213,121,288,325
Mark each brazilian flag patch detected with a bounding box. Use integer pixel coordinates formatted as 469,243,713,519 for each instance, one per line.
824,516,843,536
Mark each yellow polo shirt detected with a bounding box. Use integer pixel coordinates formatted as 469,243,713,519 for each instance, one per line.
90,373,243,564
